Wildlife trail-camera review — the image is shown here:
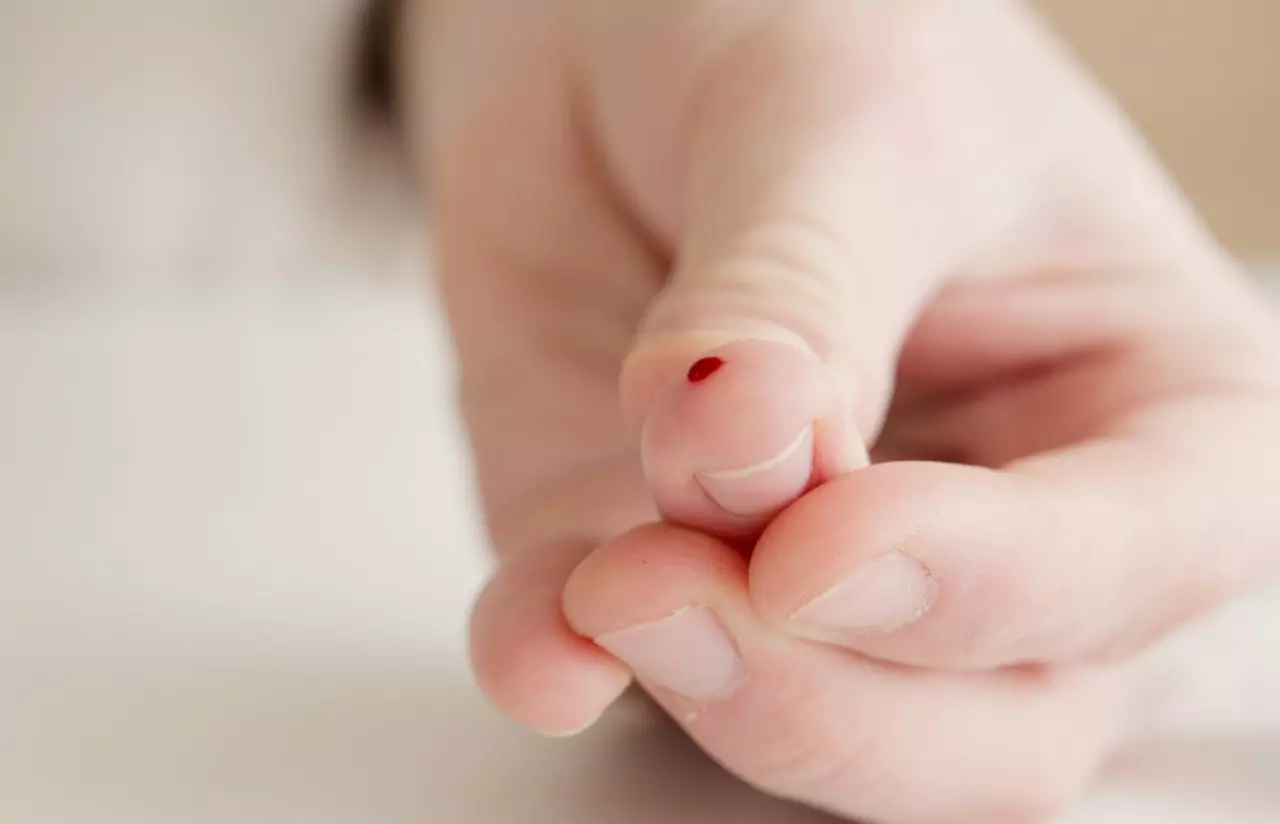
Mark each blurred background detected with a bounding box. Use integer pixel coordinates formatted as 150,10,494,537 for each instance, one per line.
1,3,1278,823
2,0,1278,280
1042,0,1280,258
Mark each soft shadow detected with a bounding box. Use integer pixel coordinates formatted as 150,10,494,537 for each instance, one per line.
1103,734,1280,815
14,625,836,823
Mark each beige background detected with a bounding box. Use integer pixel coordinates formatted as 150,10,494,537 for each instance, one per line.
2,2,1275,274
1040,0,1280,256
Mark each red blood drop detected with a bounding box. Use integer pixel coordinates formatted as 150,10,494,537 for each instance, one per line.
686,356,724,384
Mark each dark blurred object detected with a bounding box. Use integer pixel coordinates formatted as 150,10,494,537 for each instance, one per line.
355,0,401,123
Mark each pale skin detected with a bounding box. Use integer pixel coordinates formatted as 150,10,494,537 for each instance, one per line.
401,1,1280,821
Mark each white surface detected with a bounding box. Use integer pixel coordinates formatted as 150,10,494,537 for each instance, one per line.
2,281,1278,824
2,4,1278,820
0,282,831,824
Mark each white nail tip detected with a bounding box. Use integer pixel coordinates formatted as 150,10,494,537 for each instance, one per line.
699,426,813,480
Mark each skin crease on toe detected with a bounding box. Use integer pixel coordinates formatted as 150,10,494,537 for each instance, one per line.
639,338,862,538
